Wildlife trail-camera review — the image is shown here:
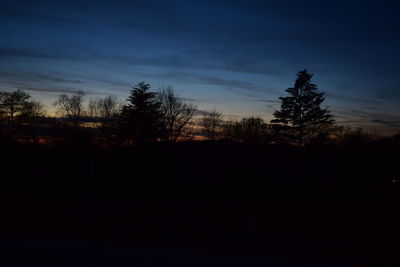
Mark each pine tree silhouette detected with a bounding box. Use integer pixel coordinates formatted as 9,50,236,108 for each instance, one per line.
119,82,163,144
271,70,334,145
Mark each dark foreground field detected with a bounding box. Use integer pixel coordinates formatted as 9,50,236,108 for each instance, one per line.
0,140,399,266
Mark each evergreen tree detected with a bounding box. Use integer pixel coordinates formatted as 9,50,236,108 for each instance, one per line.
119,82,162,144
271,70,334,145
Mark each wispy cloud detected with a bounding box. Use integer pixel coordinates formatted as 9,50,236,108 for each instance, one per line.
0,47,74,60
133,71,256,91
0,6,76,25
0,70,84,84
245,99,280,103
370,119,400,128
21,87,93,95
325,91,383,106
181,97,200,103
332,108,400,133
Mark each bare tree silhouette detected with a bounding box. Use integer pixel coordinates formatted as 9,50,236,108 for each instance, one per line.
221,116,269,144
87,95,121,143
236,117,269,144
200,110,222,141
0,89,32,136
54,91,85,130
157,87,196,142
17,100,46,140
88,96,120,126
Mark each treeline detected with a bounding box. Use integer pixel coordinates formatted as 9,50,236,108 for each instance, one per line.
0,70,399,203
0,70,398,146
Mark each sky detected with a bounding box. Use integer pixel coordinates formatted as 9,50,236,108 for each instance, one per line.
1,0,400,134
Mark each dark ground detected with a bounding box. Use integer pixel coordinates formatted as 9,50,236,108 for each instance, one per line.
0,140,399,266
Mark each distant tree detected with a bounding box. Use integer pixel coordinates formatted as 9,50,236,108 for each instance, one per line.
220,120,235,141
338,127,375,146
157,87,196,142
88,95,120,126
236,116,269,144
221,116,269,144
119,82,162,144
18,100,45,123
54,91,85,129
87,99,101,122
200,110,222,141
0,89,31,136
17,100,46,140
271,70,334,145
87,95,121,143
25,100,45,116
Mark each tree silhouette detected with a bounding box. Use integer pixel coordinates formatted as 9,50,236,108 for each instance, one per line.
157,87,196,142
19,100,45,120
200,110,222,141
18,100,46,140
88,96,120,127
87,95,121,144
54,91,85,130
0,89,31,136
119,82,162,144
271,70,334,146
237,116,269,144
220,116,269,143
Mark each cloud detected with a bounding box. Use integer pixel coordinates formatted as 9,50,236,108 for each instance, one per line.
245,99,280,103
375,84,400,100
332,108,400,133
361,106,384,111
0,47,73,60
19,87,103,96
194,109,212,116
370,119,400,128
21,87,87,94
181,97,200,103
0,70,84,84
0,1,79,27
325,91,383,106
134,70,256,91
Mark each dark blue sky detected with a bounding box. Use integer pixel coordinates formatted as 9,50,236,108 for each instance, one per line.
1,0,400,133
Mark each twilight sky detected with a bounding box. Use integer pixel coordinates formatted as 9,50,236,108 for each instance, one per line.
1,0,400,133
